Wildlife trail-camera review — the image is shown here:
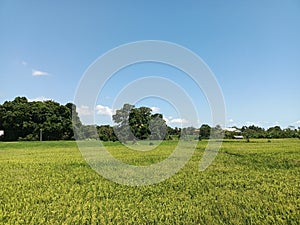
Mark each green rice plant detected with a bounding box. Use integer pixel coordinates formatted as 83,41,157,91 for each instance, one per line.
0,139,299,224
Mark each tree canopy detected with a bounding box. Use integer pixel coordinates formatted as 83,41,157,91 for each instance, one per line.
0,97,299,141
0,97,76,141
112,104,167,142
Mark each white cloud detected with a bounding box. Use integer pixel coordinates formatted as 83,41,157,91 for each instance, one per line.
32,69,49,76
77,105,93,116
163,117,169,123
21,61,28,66
28,96,52,102
170,118,188,124
163,116,188,126
290,120,300,127
229,119,234,123
96,105,114,116
77,105,115,117
150,106,160,113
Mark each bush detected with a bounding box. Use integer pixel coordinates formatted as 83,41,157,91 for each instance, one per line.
18,134,38,141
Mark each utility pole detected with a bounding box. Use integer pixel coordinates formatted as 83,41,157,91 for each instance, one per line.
40,128,43,141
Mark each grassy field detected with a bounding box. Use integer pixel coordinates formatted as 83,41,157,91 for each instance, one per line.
0,139,299,224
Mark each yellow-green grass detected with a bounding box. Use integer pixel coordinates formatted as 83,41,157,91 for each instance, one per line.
0,139,299,224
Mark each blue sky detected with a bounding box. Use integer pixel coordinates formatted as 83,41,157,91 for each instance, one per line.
0,0,299,128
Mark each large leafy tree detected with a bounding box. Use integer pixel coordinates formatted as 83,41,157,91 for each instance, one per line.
149,113,167,140
112,104,135,143
266,126,283,138
129,107,152,140
112,103,167,142
0,97,77,141
241,125,266,138
97,125,117,141
199,124,211,139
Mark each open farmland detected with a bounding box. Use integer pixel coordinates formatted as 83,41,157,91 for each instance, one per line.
0,139,299,224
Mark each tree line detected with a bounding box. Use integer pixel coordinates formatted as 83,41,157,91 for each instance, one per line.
0,97,299,141
0,97,83,141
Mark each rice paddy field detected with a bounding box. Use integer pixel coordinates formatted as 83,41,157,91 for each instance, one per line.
0,139,299,224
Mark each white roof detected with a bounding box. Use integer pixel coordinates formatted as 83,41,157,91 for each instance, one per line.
233,135,244,139
224,127,241,132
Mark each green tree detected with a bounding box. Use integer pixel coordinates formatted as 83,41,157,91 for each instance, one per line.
129,107,152,140
267,126,283,138
97,125,117,141
112,104,167,142
199,124,211,139
241,125,266,138
210,125,224,139
0,97,78,141
113,104,135,143
149,113,167,140
66,103,83,140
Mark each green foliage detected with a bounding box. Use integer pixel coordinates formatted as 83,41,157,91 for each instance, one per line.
112,104,168,142
240,125,300,139
97,125,117,141
199,124,211,139
241,125,266,138
129,106,152,140
149,113,167,140
1,97,299,142
0,97,76,141
112,104,135,142
0,139,299,224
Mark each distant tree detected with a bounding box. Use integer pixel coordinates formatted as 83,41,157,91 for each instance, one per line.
241,125,266,138
267,126,283,138
179,127,200,141
0,97,78,141
112,103,167,142
129,107,152,140
199,124,211,139
283,127,298,138
210,125,224,139
78,125,98,140
66,103,83,139
165,126,180,140
149,113,167,140
113,104,135,143
97,125,117,141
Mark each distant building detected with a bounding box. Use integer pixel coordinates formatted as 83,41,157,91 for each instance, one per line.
224,127,244,139
0,130,4,136
233,135,244,139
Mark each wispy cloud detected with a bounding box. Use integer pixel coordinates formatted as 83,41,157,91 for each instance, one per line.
150,106,160,113
28,96,52,102
170,118,188,124
164,116,188,125
32,69,49,76
96,105,114,116
77,105,115,117
291,120,300,127
77,105,93,116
